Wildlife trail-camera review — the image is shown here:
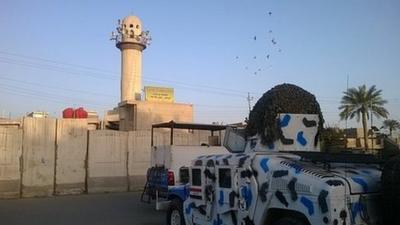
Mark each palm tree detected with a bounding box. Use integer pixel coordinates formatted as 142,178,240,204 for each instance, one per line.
382,119,400,136
339,85,389,151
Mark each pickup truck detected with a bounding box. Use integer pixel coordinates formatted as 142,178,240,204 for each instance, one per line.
141,121,232,224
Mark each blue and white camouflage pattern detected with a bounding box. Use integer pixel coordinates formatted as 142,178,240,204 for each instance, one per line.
183,114,382,225
248,114,320,152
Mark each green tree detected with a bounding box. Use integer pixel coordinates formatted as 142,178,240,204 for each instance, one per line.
339,85,389,151
382,119,400,136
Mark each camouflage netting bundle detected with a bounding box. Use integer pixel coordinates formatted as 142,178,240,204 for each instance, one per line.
246,83,324,145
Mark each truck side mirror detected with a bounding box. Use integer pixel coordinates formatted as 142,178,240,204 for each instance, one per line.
223,127,246,153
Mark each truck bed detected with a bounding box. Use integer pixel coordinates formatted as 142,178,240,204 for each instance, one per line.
151,145,228,182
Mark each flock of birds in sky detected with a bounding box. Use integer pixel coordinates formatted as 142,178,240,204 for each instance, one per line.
235,11,282,76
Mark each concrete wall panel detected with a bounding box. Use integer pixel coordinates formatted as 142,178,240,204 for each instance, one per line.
172,130,221,146
22,117,56,198
55,119,88,195
88,130,128,193
172,132,192,146
127,130,166,190
0,128,22,198
119,101,193,131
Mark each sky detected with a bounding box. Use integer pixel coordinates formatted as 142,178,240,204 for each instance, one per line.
0,0,399,130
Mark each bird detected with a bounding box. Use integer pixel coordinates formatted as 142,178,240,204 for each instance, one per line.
268,12,272,16
254,36,257,41
245,66,248,70
278,49,282,52
235,56,239,59
269,30,273,33
258,68,261,71
253,56,257,59
254,72,258,75
271,39,277,45
266,54,270,59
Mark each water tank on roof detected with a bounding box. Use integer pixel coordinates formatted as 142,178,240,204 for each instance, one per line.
75,107,88,118
62,108,74,118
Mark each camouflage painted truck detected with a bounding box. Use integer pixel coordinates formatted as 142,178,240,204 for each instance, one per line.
173,84,385,225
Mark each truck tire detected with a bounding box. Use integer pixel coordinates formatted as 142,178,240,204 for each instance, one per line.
272,217,306,225
167,198,185,225
382,155,400,225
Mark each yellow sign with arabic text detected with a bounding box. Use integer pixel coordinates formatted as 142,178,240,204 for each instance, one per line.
144,86,174,103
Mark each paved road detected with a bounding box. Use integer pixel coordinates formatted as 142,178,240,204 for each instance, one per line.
0,192,165,225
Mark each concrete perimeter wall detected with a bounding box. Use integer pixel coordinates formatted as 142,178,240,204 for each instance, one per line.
0,118,224,198
55,119,88,195
0,127,22,198
22,117,56,198
88,130,128,193
128,130,166,190
173,130,211,146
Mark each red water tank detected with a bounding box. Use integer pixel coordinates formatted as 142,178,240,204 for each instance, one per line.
74,107,88,118
62,108,75,118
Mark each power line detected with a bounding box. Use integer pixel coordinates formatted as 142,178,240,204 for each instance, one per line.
0,83,111,107
0,76,250,110
0,50,117,75
0,89,104,107
0,57,248,98
0,76,117,98
0,81,247,110
2,51,399,102
0,51,255,95
2,52,399,103
0,57,117,80
0,81,368,124
1,51,398,122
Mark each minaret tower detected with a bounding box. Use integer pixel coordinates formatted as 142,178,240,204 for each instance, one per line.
111,15,151,101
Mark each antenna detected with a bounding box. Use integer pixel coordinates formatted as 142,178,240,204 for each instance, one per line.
345,74,349,149
110,31,117,41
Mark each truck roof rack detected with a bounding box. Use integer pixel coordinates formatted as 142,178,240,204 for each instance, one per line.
152,120,228,131
151,120,231,146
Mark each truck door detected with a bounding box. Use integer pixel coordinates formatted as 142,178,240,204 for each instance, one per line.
215,165,238,224
237,166,258,224
203,160,217,221
189,166,205,204
189,166,208,224
189,164,216,223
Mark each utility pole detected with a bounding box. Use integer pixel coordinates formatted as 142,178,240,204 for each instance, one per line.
246,92,254,114
370,101,374,152
345,75,349,149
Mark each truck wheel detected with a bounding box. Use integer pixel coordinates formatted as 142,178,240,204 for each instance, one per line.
167,199,185,225
272,217,306,225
